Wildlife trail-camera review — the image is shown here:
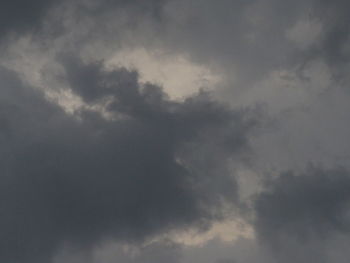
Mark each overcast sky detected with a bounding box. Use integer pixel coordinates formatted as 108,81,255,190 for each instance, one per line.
1,1,350,263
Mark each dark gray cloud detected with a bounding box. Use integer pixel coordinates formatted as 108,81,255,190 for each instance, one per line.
0,0,167,44
0,0,56,38
0,57,254,263
311,0,350,65
2,1,350,263
254,168,350,262
55,239,182,263
82,0,167,20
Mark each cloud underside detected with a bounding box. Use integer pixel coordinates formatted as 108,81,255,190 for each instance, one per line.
1,0,350,263
0,58,253,262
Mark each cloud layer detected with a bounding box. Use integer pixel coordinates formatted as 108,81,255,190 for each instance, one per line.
1,0,350,263
0,58,253,262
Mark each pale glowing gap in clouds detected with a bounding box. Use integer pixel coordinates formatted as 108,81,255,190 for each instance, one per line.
105,48,222,100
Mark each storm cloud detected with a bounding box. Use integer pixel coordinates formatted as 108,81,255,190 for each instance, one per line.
1,0,350,263
254,168,350,262
0,0,59,39
0,58,253,262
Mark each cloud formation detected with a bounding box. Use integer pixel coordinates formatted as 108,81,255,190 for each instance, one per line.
0,57,253,262
254,168,350,262
1,0,350,263
0,0,57,38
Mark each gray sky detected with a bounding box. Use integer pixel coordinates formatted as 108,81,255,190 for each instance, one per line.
1,1,350,262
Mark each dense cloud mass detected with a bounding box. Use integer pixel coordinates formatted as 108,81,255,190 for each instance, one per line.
1,0,350,263
254,168,350,262
256,168,350,238
0,0,56,38
0,61,253,262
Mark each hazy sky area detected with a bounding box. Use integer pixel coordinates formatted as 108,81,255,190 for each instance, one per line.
1,1,350,262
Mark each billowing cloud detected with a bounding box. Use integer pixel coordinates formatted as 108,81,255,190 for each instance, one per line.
254,168,350,263
1,0,350,263
0,58,254,262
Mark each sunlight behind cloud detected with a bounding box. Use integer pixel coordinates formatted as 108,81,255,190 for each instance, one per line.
106,48,222,99
159,219,254,247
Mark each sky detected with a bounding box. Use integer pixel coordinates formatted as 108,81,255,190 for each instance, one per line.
1,1,350,262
